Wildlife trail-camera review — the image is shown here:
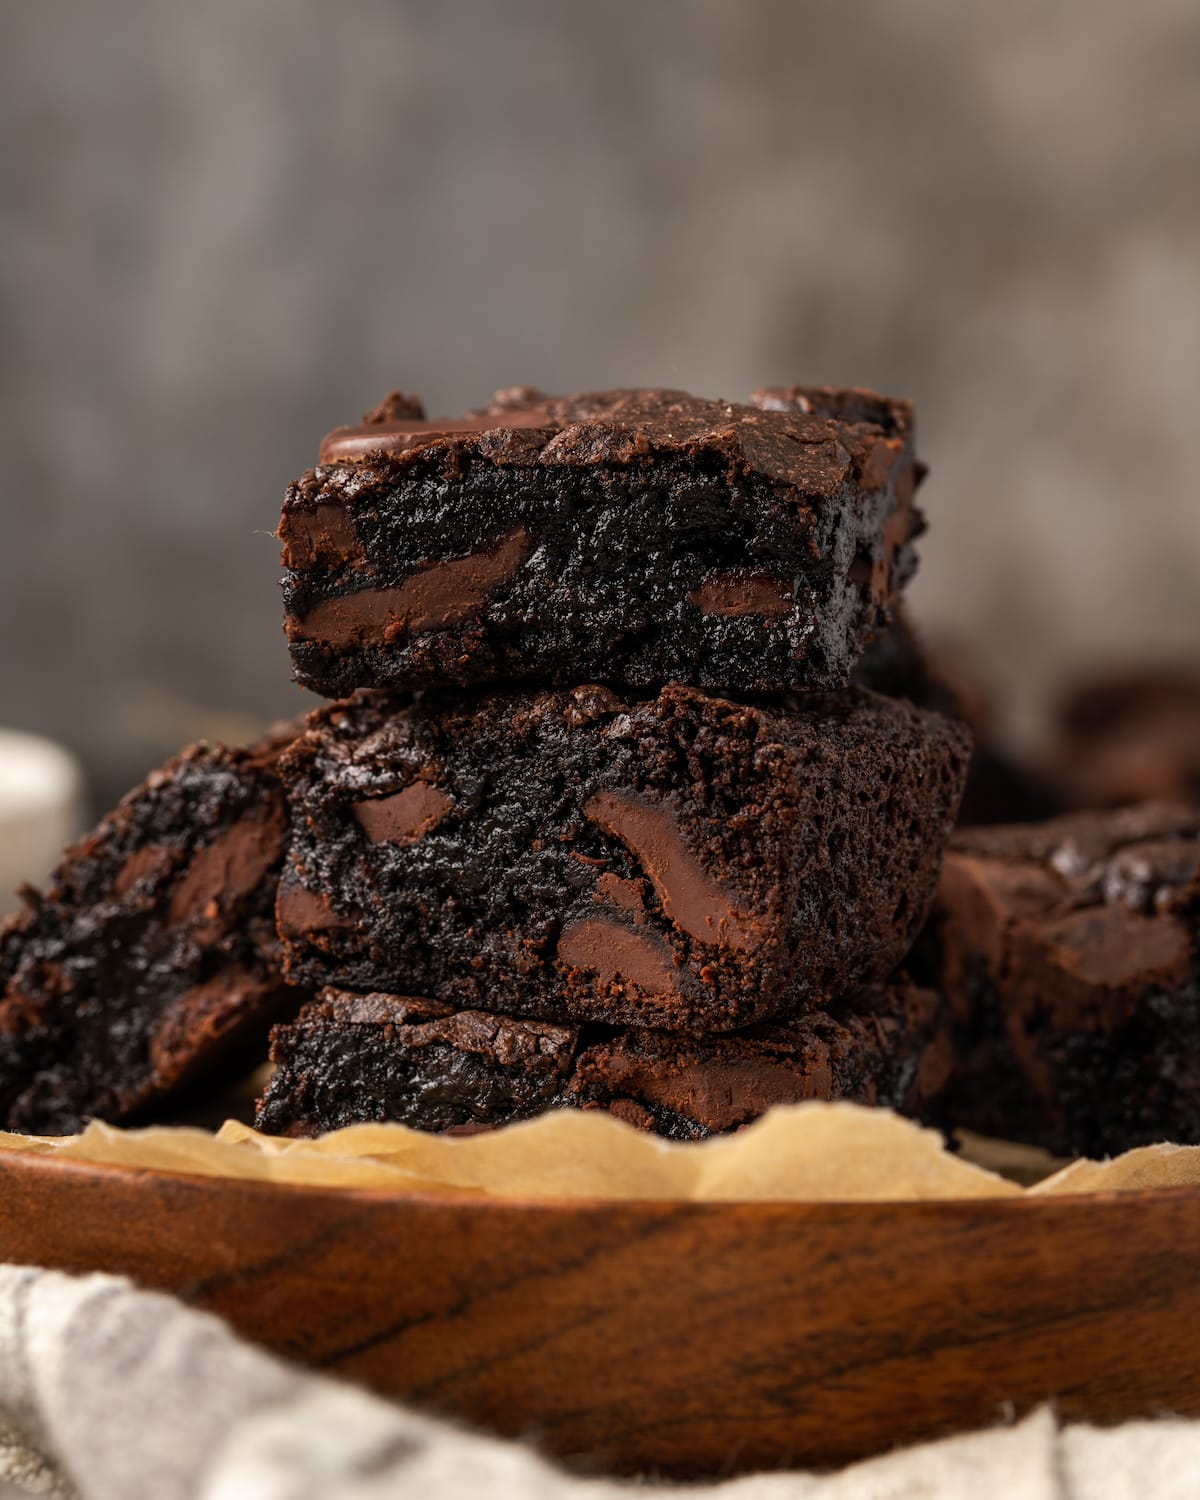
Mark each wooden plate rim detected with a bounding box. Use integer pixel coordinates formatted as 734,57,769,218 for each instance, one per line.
5,1142,1200,1220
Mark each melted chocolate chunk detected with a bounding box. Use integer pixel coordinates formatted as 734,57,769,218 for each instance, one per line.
352,783,454,845
687,572,795,619
583,790,763,950
290,528,531,648
556,918,681,1003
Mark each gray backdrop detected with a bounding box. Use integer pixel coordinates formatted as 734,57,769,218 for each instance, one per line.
2,0,1198,808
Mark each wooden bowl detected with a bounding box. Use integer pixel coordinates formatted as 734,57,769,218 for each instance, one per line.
2,1145,1199,1477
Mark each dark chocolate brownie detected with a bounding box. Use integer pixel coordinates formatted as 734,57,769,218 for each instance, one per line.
0,727,307,1134
933,802,1200,1155
275,683,970,1032
854,608,1062,827
255,978,952,1141
1053,670,1200,809
281,385,922,698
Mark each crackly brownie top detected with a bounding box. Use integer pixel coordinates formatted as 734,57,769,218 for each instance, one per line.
948,802,1200,919
314,384,914,493
941,803,1200,1014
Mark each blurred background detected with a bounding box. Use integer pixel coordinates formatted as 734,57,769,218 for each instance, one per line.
1,0,1198,823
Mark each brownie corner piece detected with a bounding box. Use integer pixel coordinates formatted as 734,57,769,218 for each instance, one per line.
280,384,922,698
0,727,307,1134
934,802,1200,1154
275,683,971,1033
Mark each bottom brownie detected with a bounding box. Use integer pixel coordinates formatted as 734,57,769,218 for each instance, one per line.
254,980,952,1141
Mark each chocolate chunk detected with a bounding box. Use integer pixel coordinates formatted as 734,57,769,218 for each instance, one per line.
353,783,453,845
279,504,363,571
687,572,794,619
557,918,681,1001
583,790,762,950
276,881,355,939
167,804,286,941
290,528,531,647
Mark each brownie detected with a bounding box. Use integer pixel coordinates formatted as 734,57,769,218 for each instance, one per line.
854,608,1062,827
0,727,307,1134
280,385,922,698
275,683,970,1032
1053,670,1200,809
255,979,952,1141
933,803,1200,1155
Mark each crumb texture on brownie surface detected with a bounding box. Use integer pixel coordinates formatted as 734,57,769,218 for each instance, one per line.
281,385,922,698
935,802,1200,1156
275,683,970,1032
0,731,305,1134
255,977,951,1141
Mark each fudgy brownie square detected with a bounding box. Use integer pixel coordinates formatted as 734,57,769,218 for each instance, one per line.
281,385,921,698
0,728,307,1134
933,802,1200,1155
275,683,970,1032
255,978,952,1141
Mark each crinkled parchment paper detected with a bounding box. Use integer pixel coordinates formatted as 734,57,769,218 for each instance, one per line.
4,1101,1200,1201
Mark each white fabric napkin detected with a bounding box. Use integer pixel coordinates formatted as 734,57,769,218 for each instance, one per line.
0,1264,1197,1500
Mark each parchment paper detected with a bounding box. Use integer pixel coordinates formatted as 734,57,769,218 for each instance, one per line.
5,1101,1200,1201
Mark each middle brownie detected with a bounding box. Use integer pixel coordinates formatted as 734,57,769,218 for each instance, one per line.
277,684,970,1031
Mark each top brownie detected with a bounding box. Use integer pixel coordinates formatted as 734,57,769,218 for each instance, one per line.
281,385,921,697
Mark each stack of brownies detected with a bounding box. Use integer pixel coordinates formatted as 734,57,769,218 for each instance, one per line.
0,386,973,1140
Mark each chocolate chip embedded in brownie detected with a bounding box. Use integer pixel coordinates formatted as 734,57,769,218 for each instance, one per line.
280,385,922,698
275,683,970,1032
1052,670,1200,809
255,978,952,1141
933,802,1200,1155
0,727,308,1134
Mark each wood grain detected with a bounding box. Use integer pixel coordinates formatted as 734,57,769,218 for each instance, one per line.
2,1148,1199,1476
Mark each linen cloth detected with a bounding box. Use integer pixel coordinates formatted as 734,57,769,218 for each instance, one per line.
0,1265,1197,1500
